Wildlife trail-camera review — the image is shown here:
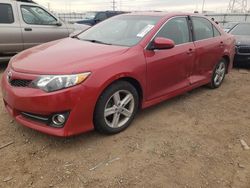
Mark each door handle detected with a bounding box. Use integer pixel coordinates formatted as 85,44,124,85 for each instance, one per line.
187,48,195,55
219,41,224,47
24,28,32,31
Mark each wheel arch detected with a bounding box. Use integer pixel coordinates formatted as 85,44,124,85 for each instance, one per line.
96,75,144,110
222,54,230,73
118,77,143,108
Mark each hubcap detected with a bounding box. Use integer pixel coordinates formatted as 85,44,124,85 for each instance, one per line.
214,62,226,86
104,90,135,128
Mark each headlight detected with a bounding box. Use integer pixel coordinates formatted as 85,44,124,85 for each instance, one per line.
31,72,91,92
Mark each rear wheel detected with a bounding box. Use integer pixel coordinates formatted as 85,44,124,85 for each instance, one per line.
209,59,227,89
94,81,139,134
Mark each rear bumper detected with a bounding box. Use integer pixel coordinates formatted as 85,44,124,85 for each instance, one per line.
1,69,98,137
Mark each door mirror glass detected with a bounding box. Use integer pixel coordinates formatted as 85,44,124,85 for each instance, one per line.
151,37,175,50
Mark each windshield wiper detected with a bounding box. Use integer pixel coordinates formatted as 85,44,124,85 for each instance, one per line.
71,35,80,40
82,39,112,45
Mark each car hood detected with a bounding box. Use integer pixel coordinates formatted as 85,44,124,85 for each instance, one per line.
11,38,129,75
235,35,250,46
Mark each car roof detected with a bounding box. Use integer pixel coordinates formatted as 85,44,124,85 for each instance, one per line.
126,11,205,18
13,0,36,3
86,11,126,13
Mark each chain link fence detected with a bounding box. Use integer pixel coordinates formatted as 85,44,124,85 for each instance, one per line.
55,12,86,23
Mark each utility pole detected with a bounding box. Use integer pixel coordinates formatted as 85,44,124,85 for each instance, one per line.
47,2,50,11
228,0,247,13
111,0,116,11
201,0,205,13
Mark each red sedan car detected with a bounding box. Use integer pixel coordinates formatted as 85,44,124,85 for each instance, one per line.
1,12,235,137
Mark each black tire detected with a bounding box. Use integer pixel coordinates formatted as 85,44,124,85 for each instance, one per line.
94,81,139,134
209,58,227,89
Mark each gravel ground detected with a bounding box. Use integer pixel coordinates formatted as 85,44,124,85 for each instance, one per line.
0,63,250,188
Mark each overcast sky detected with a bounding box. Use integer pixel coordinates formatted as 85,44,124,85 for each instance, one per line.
35,0,233,13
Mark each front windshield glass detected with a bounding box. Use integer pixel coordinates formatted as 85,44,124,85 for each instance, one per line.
84,12,97,19
78,15,162,47
230,23,250,35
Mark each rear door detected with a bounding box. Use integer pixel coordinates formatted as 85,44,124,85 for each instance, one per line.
0,1,23,55
17,2,69,49
145,16,196,100
189,16,223,84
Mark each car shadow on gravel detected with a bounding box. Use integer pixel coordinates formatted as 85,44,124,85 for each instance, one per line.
14,85,209,149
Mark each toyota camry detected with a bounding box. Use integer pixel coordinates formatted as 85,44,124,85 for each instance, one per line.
1,12,235,137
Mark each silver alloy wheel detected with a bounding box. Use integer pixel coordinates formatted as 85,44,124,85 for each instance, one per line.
214,62,226,86
104,90,135,128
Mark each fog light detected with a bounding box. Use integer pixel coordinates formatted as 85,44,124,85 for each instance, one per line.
52,114,66,127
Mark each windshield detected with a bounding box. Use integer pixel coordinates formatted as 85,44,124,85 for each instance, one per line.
230,23,250,35
78,15,161,47
223,22,237,29
83,12,97,19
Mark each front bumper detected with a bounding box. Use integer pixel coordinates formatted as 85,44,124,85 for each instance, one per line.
234,54,250,64
234,46,250,64
1,69,97,137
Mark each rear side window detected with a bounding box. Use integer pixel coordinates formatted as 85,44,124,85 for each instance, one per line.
156,17,190,45
213,26,221,37
192,17,214,41
0,3,14,24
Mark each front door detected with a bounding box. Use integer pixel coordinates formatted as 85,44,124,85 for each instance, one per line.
17,2,69,49
144,17,196,100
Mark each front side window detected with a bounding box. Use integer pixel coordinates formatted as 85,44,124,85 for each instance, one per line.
0,3,14,24
192,17,214,41
155,17,190,45
21,5,57,25
78,15,161,47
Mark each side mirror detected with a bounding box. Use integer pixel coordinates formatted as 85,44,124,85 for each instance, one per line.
55,21,62,26
150,37,175,50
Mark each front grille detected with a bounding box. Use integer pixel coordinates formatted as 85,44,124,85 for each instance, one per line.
10,79,32,87
238,46,250,54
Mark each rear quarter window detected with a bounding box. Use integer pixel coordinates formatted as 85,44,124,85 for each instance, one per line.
0,3,14,24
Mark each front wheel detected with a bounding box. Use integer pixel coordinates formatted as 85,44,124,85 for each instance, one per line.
209,59,227,89
94,81,139,134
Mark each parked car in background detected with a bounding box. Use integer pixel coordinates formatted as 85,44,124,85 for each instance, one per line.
223,22,238,32
0,0,78,63
74,11,127,26
1,12,235,137
229,22,250,65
